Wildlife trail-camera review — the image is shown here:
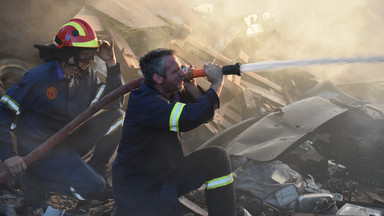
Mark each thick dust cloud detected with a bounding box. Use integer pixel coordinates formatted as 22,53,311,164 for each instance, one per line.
2,0,383,83
0,0,86,63
186,0,384,83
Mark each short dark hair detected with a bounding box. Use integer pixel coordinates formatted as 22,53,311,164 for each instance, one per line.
139,48,175,84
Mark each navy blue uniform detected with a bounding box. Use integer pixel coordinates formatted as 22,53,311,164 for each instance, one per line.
113,83,235,216
0,60,124,200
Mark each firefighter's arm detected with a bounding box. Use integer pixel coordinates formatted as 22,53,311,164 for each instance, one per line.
0,110,26,175
204,63,224,96
0,108,27,176
183,78,203,100
97,39,123,109
97,39,117,67
0,73,35,175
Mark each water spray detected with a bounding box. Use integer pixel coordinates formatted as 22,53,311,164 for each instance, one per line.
184,56,384,79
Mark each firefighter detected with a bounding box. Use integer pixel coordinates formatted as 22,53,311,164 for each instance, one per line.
0,18,124,210
112,48,236,216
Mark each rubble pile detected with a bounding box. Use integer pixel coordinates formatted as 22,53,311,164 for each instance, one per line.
1,0,384,215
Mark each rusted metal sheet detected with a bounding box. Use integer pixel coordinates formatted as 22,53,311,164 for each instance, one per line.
225,96,348,161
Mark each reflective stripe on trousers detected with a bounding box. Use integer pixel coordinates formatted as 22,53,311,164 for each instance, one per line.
206,173,234,190
70,186,86,200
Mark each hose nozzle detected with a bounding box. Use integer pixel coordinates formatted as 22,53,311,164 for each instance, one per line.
183,63,242,80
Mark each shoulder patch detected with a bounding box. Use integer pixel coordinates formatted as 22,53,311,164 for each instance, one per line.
46,86,57,100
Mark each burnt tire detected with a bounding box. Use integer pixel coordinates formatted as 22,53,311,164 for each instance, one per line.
0,58,30,92
0,86,5,97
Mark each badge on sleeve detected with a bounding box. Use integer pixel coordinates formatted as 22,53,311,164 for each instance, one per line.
46,86,58,100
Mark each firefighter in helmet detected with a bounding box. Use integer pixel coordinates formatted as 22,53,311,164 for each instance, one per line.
0,18,124,211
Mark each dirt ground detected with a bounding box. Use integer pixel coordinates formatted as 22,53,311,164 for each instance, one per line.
0,162,208,216
0,164,114,216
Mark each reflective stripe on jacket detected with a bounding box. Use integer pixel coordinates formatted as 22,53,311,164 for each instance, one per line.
0,61,123,160
113,82,219,193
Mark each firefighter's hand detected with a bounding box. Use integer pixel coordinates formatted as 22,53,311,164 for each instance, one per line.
97,39,117,67
204,63,224,96
182,65,202,98
184,77,202,99
4,156,27,176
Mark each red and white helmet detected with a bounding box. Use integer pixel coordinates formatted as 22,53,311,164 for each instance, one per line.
54,18,99,48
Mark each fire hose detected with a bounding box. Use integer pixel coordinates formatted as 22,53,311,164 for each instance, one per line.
0,77,143,183
1,55,384,183
185,55,384,79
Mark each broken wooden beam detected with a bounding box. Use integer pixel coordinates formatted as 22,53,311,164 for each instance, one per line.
167,41,205,68
179,196,208,216
213,25,244,53
185,37,233,64
107,26,140,69
241,80,286,106
243,72,283,94
241,87,259,110
88,0,166,28
223,78,243,97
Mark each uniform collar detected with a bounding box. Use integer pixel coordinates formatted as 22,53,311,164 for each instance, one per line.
54,61,65,80
142,82,180,102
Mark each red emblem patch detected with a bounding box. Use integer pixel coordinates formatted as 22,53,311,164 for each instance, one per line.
47,86,57,100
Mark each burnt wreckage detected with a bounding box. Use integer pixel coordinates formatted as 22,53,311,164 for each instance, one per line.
197,83,384,215
2,0,384,215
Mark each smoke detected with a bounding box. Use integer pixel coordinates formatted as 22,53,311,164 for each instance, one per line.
0,0,86,64
185,0,384,83
2,0,383,84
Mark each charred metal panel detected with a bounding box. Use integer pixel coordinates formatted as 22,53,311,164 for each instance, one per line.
298,80,367,105
225,96,348,161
